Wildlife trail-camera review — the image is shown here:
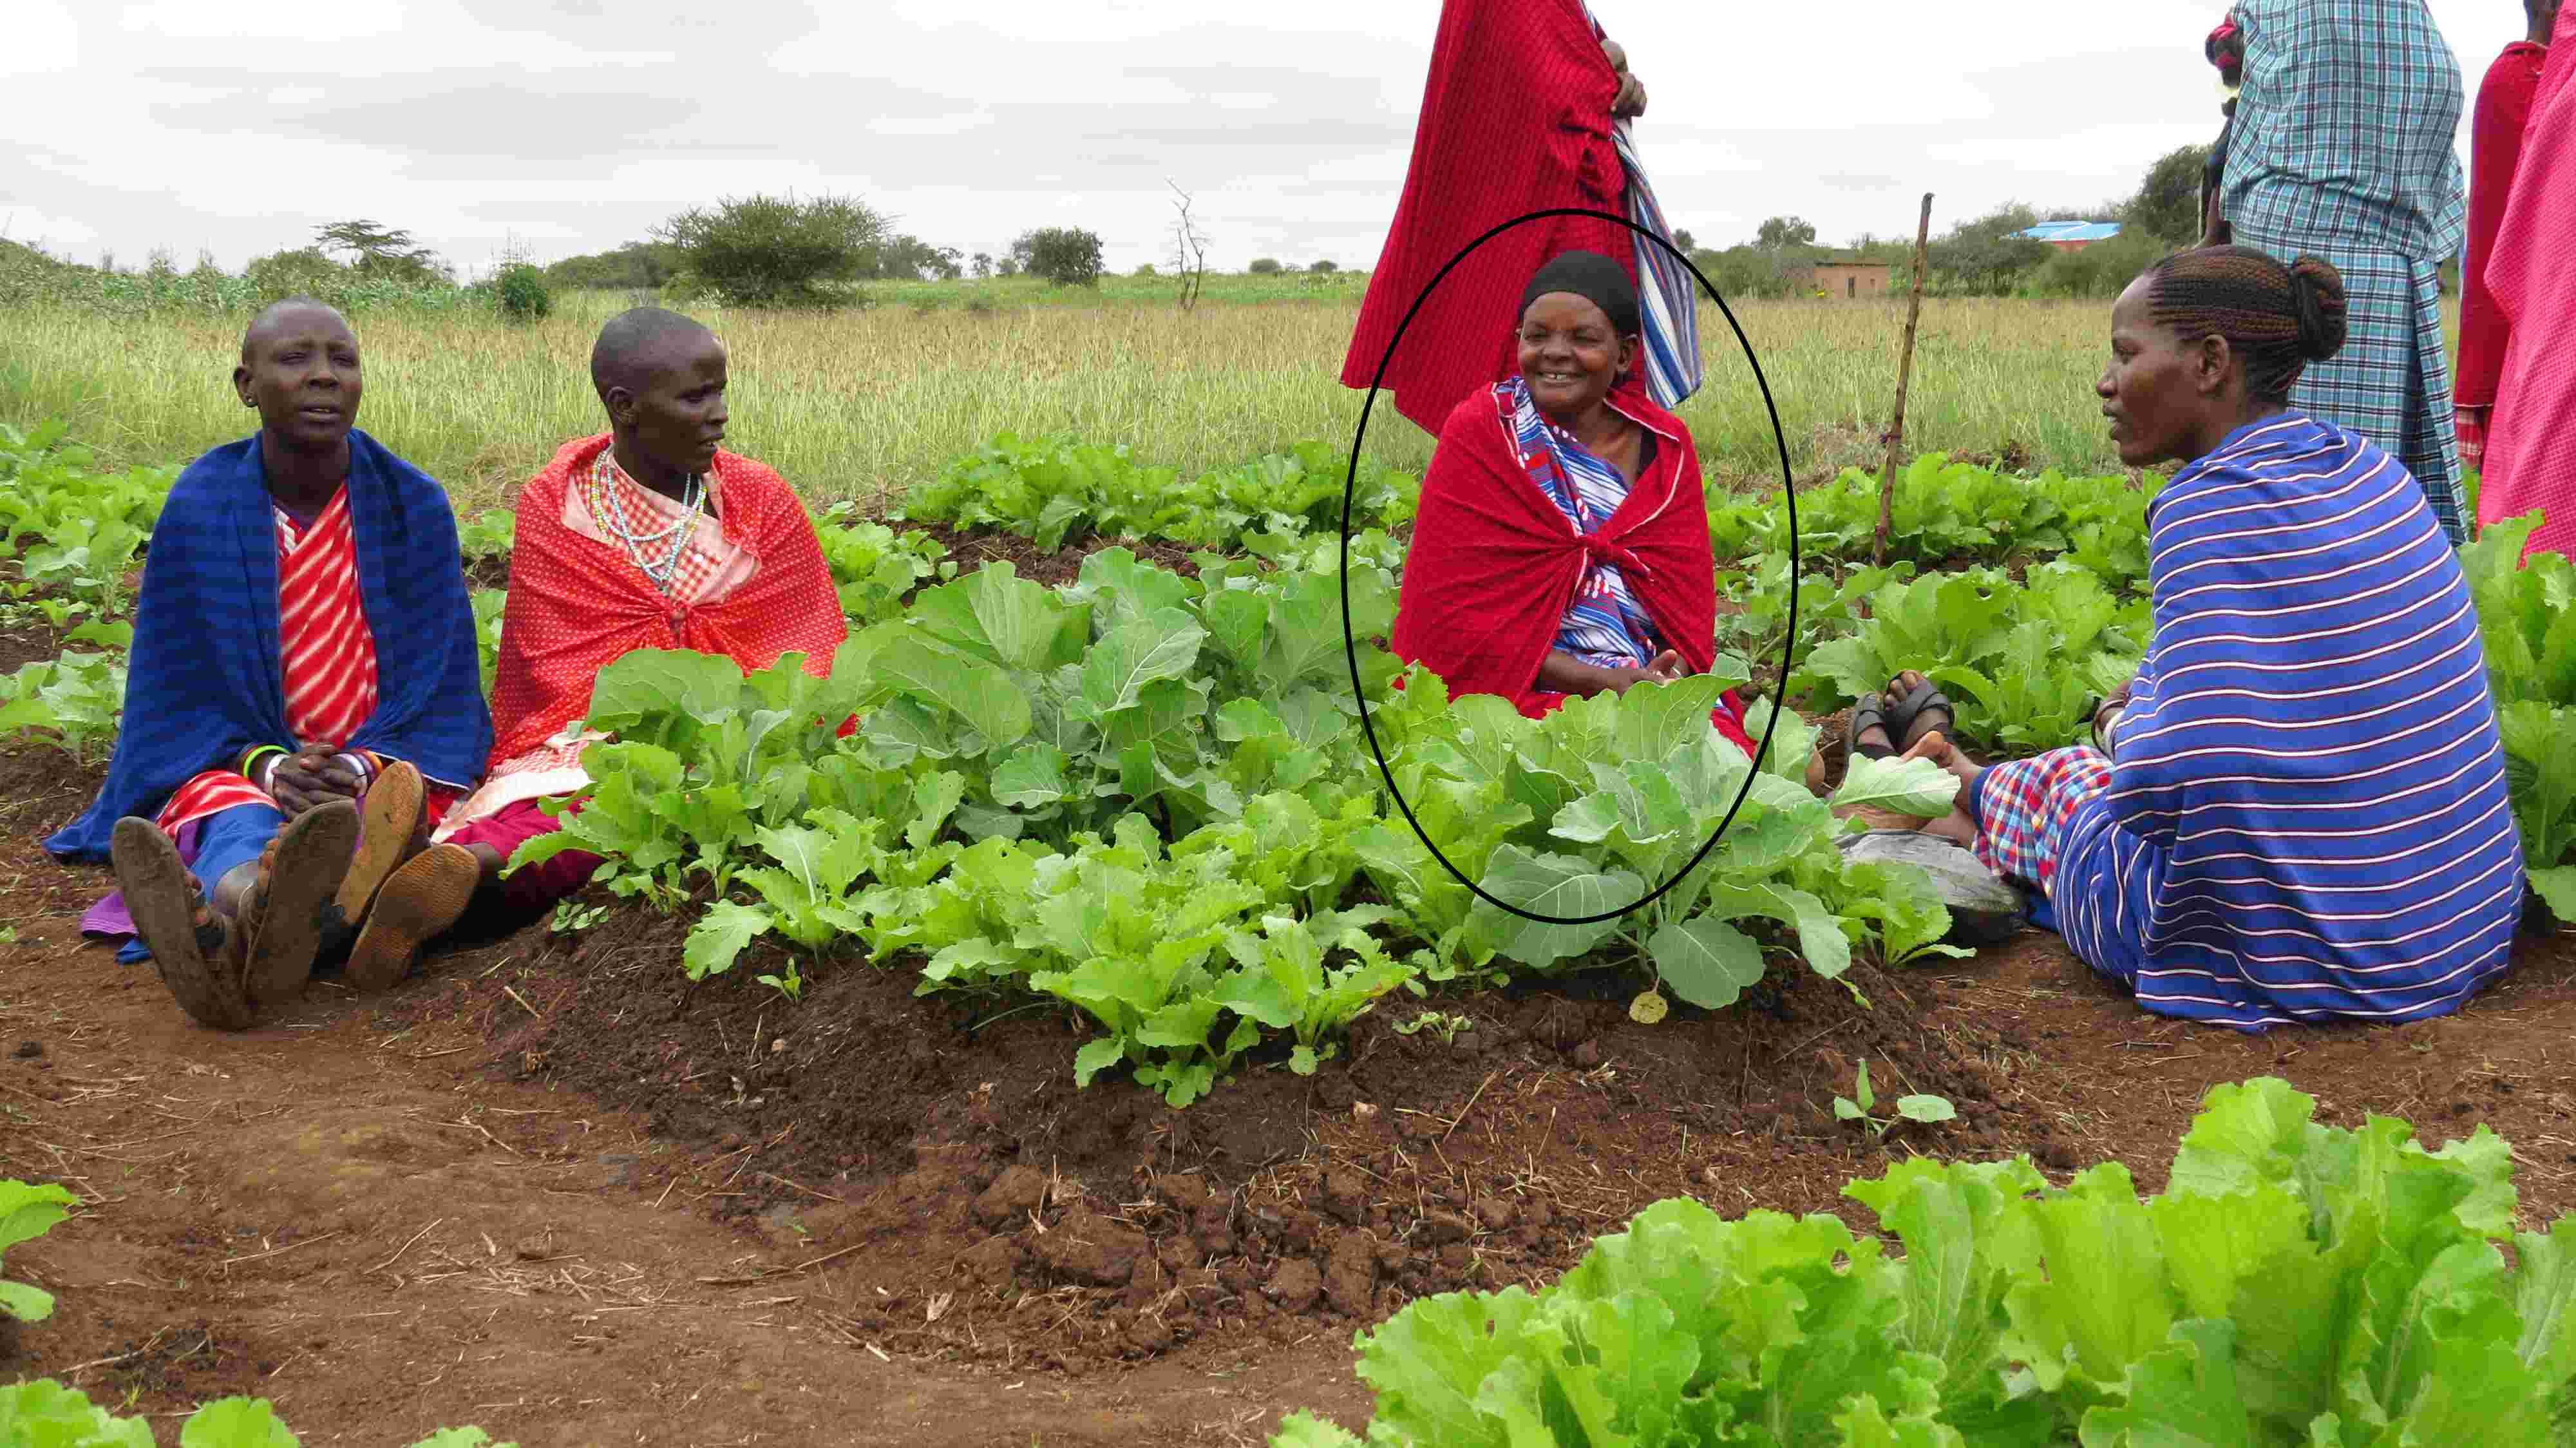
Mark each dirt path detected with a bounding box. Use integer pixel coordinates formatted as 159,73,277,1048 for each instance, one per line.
5,734,2573,1445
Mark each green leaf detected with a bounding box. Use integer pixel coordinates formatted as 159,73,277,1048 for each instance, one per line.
1830,753,1965,819
877,630,1033,746
1072,1036,1128,1087
0,1380,157,1447
1081,607,1207,712
1895,1095,1956,1124
1645,916,1767,1009
0,1279,54,1322
682,902,772,980
1265,1411,1364,1448
178,1398,301,1448
990,743,1072,808
2074,1319,2257,1447
0,1179,77,1255
1466,847,1637,967
583,649,746,737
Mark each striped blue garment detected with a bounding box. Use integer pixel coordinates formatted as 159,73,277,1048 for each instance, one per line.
2048,413,2524,1029
1500,377,1664,669
1583,3,1703,412
1612,120,1703,414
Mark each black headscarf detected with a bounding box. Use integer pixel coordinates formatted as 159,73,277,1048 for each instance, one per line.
1519,250,1640,336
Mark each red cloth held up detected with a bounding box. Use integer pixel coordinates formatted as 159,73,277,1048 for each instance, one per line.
2459,41,2550,409
488,435,850,764
1341,0,1639,435
2479,39,2576,562
1390,383,1754,757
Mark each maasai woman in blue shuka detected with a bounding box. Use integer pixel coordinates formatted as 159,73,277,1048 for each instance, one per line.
48,300,491,1030
1884,247,2524,1031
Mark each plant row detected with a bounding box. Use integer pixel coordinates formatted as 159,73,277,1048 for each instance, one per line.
515,545,1964,1105
1274,1077,2576,1446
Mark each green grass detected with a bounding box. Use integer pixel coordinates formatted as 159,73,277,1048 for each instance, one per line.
5,290,2450,519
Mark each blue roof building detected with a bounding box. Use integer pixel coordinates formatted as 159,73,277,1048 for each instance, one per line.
2012,220,2125,249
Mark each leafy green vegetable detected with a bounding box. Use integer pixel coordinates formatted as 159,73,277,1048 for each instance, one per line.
0,1178,76,1323
1276,1078,2576,1447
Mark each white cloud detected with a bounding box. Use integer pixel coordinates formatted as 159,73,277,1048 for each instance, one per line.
6,0,2534,276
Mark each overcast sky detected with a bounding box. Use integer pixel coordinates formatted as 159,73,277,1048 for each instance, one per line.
1,1,2532,279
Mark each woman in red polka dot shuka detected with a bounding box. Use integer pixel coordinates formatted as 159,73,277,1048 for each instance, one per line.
426,307,851,920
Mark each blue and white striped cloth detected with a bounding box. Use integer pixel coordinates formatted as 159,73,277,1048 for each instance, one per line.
1584,3,1702,413
1612,120,1702,414
1501,377,1663,669
2049,413,2524,1029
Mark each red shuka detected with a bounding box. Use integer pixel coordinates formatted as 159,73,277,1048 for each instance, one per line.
2479,39,2576,562
1341,0,1638,435
2460,41,2550,409
1391,383,1756,756
488,435,849,763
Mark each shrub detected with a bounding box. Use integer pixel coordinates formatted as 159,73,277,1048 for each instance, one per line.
495,263,551,321
1248,257,1283,274
655,192,889,309
1011,227,1106,287
1309,258,1338,274
963,292,998,316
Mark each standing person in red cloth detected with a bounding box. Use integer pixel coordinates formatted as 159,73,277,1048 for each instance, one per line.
2477,32,2576,560
424,307,851,933
2457,0,2559,470
1390,251,1754,756
1342,0,1700,435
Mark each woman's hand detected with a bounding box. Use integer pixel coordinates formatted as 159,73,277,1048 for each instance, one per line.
267,743,363,818
1539,648,1687,698
2457,406,2488,468
1603,38,1647,118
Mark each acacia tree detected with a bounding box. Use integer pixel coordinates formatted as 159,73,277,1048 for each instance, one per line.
1011,227,1106,287
655,193,889,307
314,220,448,283
1753,215,1817,250
2127,144,2214,243
972,251,994,280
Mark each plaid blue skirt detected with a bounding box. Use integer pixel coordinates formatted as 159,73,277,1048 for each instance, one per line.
2235,221,2468,546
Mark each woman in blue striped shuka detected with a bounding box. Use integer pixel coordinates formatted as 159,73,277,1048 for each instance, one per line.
1893,247,2526,1031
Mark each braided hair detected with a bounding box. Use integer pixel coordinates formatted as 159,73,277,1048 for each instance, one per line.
2139,246,2347,405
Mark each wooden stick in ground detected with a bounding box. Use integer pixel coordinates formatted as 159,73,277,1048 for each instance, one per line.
1876,192,1935,567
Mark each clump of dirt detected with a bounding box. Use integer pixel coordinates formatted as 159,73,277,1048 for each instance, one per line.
889,522,1208,589
385,895,2035,1373
464,553,510,592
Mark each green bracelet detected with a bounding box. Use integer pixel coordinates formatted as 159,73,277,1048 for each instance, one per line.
240,745,287,786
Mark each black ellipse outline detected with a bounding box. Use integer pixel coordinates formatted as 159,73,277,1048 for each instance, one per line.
1338,206,1802,926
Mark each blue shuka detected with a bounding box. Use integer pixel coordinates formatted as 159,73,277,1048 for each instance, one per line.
2048,414,2524,1028
46,430,493,863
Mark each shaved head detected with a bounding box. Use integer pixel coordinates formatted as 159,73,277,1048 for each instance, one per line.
241,296,351,365
591,306,719,401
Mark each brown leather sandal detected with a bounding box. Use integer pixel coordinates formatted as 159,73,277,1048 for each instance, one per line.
238,799,362,1011
111,817,254,1031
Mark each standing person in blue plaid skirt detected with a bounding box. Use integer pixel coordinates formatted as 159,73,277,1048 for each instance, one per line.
2217,0,2473,545
1879,248,2523,1030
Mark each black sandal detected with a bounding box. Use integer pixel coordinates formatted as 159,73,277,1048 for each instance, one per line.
1847,692,1900,761
1884,676,1957,752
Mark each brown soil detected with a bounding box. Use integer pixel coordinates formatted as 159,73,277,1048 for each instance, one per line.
895,522,1209,589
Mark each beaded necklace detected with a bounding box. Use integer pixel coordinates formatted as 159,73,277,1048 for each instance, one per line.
589,456,705,595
